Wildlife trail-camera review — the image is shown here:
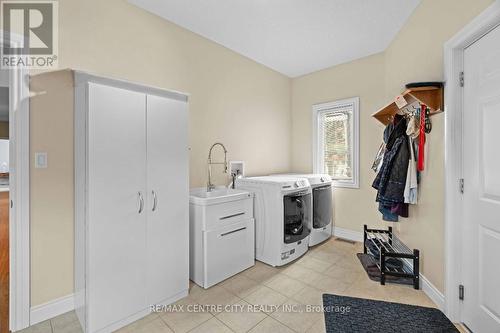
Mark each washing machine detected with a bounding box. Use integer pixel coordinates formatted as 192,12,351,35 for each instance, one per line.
271,174,333,246
235,176,311,266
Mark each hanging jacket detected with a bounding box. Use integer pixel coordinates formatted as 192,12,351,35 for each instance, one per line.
373,115,410,205
404,137,418,204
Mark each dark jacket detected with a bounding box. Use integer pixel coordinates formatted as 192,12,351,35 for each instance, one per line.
373,116,410,205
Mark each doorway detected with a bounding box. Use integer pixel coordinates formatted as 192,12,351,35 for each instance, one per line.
460,23,500,332
0,31,31,332
0,71,10,333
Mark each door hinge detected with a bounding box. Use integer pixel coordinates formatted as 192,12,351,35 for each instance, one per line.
459,284,465,300
459,71,464,87
459,178,464,194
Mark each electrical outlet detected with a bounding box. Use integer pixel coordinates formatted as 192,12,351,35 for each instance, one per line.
35,152,48,168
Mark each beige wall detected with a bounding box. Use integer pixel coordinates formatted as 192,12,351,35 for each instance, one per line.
383,0,495,294
30,0,291,306
291,0,495,292
30,70,75,306
291,53,388,233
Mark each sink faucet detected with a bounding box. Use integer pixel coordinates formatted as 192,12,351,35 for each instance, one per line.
207,142,228,192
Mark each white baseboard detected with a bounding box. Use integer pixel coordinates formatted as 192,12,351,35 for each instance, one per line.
333,226,363,242
30,293,75,326
420,274,445,311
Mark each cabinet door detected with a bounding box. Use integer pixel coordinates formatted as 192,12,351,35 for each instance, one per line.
204,219,255,288
88,83,147,332
146,94,189,305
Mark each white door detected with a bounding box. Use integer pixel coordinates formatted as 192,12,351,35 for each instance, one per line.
462,24,500,333
88,83,147,331
146,94,189,305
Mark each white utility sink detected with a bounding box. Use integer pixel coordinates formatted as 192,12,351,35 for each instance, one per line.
189,187,252,205
189,186,255,288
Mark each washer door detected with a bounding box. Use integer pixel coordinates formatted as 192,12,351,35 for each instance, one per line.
283,191,311,244
313,185,332,229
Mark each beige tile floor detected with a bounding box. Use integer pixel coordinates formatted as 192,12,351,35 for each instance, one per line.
19,238,462,333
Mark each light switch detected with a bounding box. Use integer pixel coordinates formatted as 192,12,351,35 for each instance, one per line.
35,152,48,168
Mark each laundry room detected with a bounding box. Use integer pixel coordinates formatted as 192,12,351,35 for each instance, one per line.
1,0,500,332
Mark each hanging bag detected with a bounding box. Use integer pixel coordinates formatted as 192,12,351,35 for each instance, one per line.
417,104,426,171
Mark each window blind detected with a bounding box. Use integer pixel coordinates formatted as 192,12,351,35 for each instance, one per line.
320,104,353,181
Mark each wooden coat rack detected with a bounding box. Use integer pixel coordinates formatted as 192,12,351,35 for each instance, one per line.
372,86,444,125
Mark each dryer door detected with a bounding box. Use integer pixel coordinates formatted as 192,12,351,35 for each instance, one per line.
283,191,311,244
313,185,332,229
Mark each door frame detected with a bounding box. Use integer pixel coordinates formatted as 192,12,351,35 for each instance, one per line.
443,0,500,323
1,31,31,331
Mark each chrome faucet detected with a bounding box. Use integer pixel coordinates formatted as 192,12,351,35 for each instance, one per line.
207,142,228,192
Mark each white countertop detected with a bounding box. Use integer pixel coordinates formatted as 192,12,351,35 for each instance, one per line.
0,184,9,192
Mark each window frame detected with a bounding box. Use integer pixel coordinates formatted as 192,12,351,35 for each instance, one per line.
312,97,360,189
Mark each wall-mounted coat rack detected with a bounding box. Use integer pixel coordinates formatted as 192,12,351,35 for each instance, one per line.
372,85,444,125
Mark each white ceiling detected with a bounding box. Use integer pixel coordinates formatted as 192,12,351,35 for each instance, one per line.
129,0,421,77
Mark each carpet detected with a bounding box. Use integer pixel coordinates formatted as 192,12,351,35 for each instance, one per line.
322,294,459,333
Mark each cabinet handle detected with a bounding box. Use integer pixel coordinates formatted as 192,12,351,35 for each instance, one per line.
138,191,144,214
219,212,245,220
152,190,158,212
221,227,247,237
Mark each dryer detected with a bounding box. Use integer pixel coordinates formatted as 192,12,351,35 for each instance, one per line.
271,174,333,246
235,176,311,266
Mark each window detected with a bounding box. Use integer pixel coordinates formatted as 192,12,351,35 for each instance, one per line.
313,97,359,188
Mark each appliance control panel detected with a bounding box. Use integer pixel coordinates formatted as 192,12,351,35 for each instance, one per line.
281,179,309,190
294,180,307,188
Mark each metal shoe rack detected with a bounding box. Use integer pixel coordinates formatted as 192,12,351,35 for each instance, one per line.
363,225,420,289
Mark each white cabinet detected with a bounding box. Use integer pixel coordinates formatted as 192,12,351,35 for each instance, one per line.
74,73,189,333
189,188,255,288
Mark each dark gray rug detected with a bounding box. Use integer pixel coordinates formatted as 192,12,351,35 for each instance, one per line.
322,294,459,333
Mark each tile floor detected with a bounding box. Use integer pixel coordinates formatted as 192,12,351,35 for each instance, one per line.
19,238,455,333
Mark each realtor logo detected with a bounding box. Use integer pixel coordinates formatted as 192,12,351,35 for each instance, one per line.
1,1,58,68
